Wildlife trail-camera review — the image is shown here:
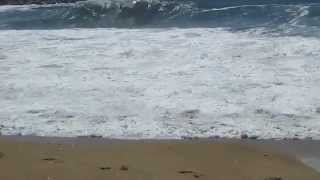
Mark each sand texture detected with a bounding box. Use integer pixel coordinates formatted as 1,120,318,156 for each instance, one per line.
0,138,320,180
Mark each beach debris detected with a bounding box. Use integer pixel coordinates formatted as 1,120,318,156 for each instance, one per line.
0,152,4,159
264,177,282,180
120,165,129,171
99,166,112,170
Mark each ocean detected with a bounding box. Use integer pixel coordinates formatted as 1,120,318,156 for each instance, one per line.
0,0,320,139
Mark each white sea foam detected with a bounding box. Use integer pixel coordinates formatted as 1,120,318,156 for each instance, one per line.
0,28,319,139
0,3,74,12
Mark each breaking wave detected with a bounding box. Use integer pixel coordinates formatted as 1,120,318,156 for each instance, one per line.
0,0,320,35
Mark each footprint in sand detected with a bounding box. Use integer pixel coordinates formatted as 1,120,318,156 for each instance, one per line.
99,166,112,170
42,158,56,161
0,152,4,159
264,177,282,180
178,170,203,178
120,165,129,171
99,165,128,171
42,157,63,164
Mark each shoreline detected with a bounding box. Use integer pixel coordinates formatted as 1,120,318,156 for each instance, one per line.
1,135,320,174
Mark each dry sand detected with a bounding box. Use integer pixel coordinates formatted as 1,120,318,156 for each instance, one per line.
0,137,319,180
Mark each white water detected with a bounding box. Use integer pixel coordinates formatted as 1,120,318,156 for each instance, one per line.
0,28,320,139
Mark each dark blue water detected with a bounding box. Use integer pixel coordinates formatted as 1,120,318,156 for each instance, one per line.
0,0,320,35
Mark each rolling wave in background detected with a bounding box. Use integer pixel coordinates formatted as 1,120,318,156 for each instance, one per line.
0,0,320,36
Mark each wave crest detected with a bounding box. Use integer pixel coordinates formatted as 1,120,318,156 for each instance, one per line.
0,0,320,35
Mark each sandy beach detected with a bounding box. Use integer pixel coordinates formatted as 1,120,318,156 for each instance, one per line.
0,136,319,180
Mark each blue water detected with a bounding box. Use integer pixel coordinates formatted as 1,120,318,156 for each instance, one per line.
0,0,320,36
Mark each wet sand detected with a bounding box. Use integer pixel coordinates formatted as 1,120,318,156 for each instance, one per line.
0,136,319,180
249,139,320,173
